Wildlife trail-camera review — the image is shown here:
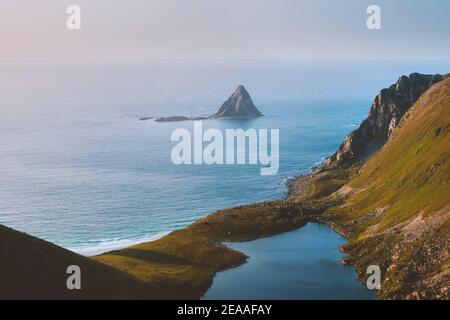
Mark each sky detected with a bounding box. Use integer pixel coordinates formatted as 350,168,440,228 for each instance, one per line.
1,0,450,62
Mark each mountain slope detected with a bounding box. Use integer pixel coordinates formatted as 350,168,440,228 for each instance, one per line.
0,224,175,299
323,77,450,299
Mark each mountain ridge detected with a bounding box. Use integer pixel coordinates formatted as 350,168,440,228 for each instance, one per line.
0,224,184,299
324,73,445,169
321,77,450,299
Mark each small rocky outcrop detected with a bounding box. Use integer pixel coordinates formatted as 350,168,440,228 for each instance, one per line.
139,117,154,121
213,85,263,118
323,73,444,169
154,116,209,122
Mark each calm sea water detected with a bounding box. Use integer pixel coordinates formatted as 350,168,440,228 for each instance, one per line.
203,223,377,300
0,60,448,256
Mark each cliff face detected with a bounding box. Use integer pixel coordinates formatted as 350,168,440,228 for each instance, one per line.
324,73,444,169
213,85,263,118
324,77,450,299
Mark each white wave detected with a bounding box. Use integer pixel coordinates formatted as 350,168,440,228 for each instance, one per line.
281,176,293,184
69,231,170,257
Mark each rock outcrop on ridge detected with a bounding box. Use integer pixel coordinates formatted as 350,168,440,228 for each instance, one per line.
324,73,445,169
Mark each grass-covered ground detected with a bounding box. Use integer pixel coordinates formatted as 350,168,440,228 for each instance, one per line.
321,77,450,299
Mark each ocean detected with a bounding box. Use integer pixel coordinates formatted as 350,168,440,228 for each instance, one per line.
0,60,448,255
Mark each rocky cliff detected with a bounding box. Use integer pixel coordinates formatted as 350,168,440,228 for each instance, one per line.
324,73,445,169
323,77,450,299
213,85,263,118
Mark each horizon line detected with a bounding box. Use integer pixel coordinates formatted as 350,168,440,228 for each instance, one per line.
1,57,450,66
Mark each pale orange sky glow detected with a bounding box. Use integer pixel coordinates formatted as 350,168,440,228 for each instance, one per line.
1,0,449,62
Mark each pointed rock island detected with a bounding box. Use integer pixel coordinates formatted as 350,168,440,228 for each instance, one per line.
213,85,263,118
147,85,263,122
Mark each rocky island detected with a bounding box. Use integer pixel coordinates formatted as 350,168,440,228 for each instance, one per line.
213,85,263,118
139,117,154,121
155,116,209,122
143,85,263,122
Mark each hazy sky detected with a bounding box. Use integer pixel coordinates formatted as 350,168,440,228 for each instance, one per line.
1,0,450,61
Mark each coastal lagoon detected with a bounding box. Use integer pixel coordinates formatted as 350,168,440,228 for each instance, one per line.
1,60,448,257
203,223,376,300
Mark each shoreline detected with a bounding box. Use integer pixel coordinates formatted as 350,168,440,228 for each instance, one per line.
94,162,351,299
71,231,171,257
76,165,310,257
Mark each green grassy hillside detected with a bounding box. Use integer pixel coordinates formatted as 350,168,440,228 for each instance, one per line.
323,77,450,299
